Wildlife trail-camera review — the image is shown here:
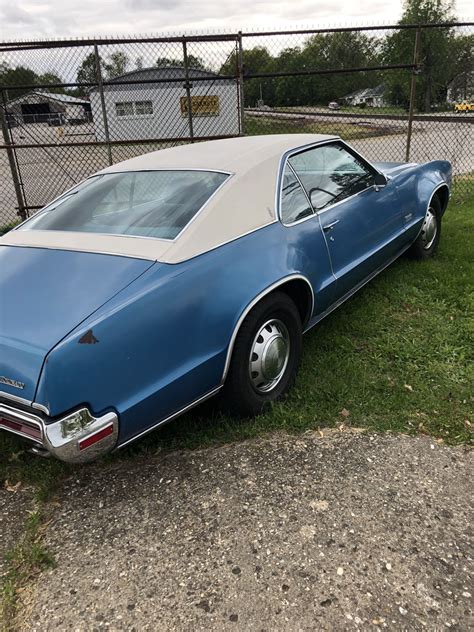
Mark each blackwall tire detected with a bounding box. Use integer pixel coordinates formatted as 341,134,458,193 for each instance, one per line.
221,291,303,417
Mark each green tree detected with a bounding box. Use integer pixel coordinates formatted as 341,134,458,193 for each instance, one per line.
155,57,182,67
0,64,38,99
76,52,100,95
220,46,275,106
296,31,380,105
104,51,130,79
446,33,474,102
37,72,64,94
155,55,206,69
383,0,456,111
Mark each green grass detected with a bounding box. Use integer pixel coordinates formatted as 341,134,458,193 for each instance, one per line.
244,114,401,139
1,509,56,631
274,105,408,116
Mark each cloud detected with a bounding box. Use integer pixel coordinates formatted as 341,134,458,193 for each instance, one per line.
0,0,471,41
1,3,39,27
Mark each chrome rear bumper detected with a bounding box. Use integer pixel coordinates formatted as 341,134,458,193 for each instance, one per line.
0,402,118,463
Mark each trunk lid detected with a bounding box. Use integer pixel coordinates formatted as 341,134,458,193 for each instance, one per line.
0,245,154,402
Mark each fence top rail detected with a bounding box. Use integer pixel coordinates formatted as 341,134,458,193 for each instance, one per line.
240,21,474,37
0,33,239,52
0,22,472,51
0,62,418,93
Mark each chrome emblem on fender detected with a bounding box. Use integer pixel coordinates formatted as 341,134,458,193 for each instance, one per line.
0,376,25,390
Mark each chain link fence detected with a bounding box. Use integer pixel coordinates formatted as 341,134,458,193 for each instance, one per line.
1,22,472,230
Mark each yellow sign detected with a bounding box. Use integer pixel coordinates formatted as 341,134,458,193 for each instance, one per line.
454,101,473,112
180,95,220,116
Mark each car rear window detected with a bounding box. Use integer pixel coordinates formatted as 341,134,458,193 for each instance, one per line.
20,170,229,240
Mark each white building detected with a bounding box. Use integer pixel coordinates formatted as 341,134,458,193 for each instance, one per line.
5,91,91,125
446,71,473,103
343,84,387,108
90,66,240,142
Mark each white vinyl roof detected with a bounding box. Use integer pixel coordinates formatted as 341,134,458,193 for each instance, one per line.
100,134,337,176
2,135,339,264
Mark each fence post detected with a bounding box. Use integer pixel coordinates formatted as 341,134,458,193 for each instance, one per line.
405,27,422,162
94,43,113,165
237,32,245,136
182,39,195,142
0,91,27,221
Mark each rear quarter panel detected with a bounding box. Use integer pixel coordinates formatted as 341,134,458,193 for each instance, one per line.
35,219,333,444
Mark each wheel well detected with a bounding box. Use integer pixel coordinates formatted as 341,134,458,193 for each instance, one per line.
271,278,313,326
433,185,449,213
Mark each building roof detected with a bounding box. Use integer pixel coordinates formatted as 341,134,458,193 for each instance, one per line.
447,70,473,91
6,91,89,106
34,91,89,105
343,84,385,100
2,134,339,264
93,65,234,92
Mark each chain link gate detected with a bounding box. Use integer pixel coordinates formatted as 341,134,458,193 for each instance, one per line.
0,22,472,231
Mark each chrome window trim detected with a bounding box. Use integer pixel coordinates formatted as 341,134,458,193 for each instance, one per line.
276,138,387,226
16,169,234,244
0,242,156,262
220,273,315,383
280,162,316,226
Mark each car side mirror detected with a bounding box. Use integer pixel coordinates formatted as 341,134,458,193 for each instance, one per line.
374,173,387,190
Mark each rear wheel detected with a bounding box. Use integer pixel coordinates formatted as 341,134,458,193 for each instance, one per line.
408,195,442,260
222,291,302,417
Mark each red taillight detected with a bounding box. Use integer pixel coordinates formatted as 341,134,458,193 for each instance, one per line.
78,424,114,451
0,416,42,441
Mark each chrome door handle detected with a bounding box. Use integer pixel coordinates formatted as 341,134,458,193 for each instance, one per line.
322,219,340,232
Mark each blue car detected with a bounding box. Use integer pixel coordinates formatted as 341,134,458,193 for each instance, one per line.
0,135,451,462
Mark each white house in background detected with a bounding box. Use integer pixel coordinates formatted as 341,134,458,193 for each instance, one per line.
343,84,387,108
90,66,240,142
446,71,473,103
5,91,91,125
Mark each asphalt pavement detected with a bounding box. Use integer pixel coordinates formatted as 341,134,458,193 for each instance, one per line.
10,430,473,631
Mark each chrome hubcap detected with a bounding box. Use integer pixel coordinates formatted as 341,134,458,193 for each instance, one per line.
249,319,290,393
420,207,437,250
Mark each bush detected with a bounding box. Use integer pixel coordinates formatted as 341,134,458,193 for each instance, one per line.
0,221,20,236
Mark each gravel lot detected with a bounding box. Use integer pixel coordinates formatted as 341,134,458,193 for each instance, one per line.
16,431,473,631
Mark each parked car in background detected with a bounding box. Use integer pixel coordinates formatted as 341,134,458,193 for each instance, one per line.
453,101,474,112
328,101,341,110
0,135,451,462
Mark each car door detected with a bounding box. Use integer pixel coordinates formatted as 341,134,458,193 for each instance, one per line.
288,142,406,301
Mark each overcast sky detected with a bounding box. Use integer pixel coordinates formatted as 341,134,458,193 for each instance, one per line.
1,0,472,40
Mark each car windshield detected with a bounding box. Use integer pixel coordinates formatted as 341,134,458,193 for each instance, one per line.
20,170,229,240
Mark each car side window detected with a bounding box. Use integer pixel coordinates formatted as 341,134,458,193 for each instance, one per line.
288,142,375,211
280,164,314,224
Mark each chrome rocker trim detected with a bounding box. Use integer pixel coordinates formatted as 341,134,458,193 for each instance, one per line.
0,402,118,463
